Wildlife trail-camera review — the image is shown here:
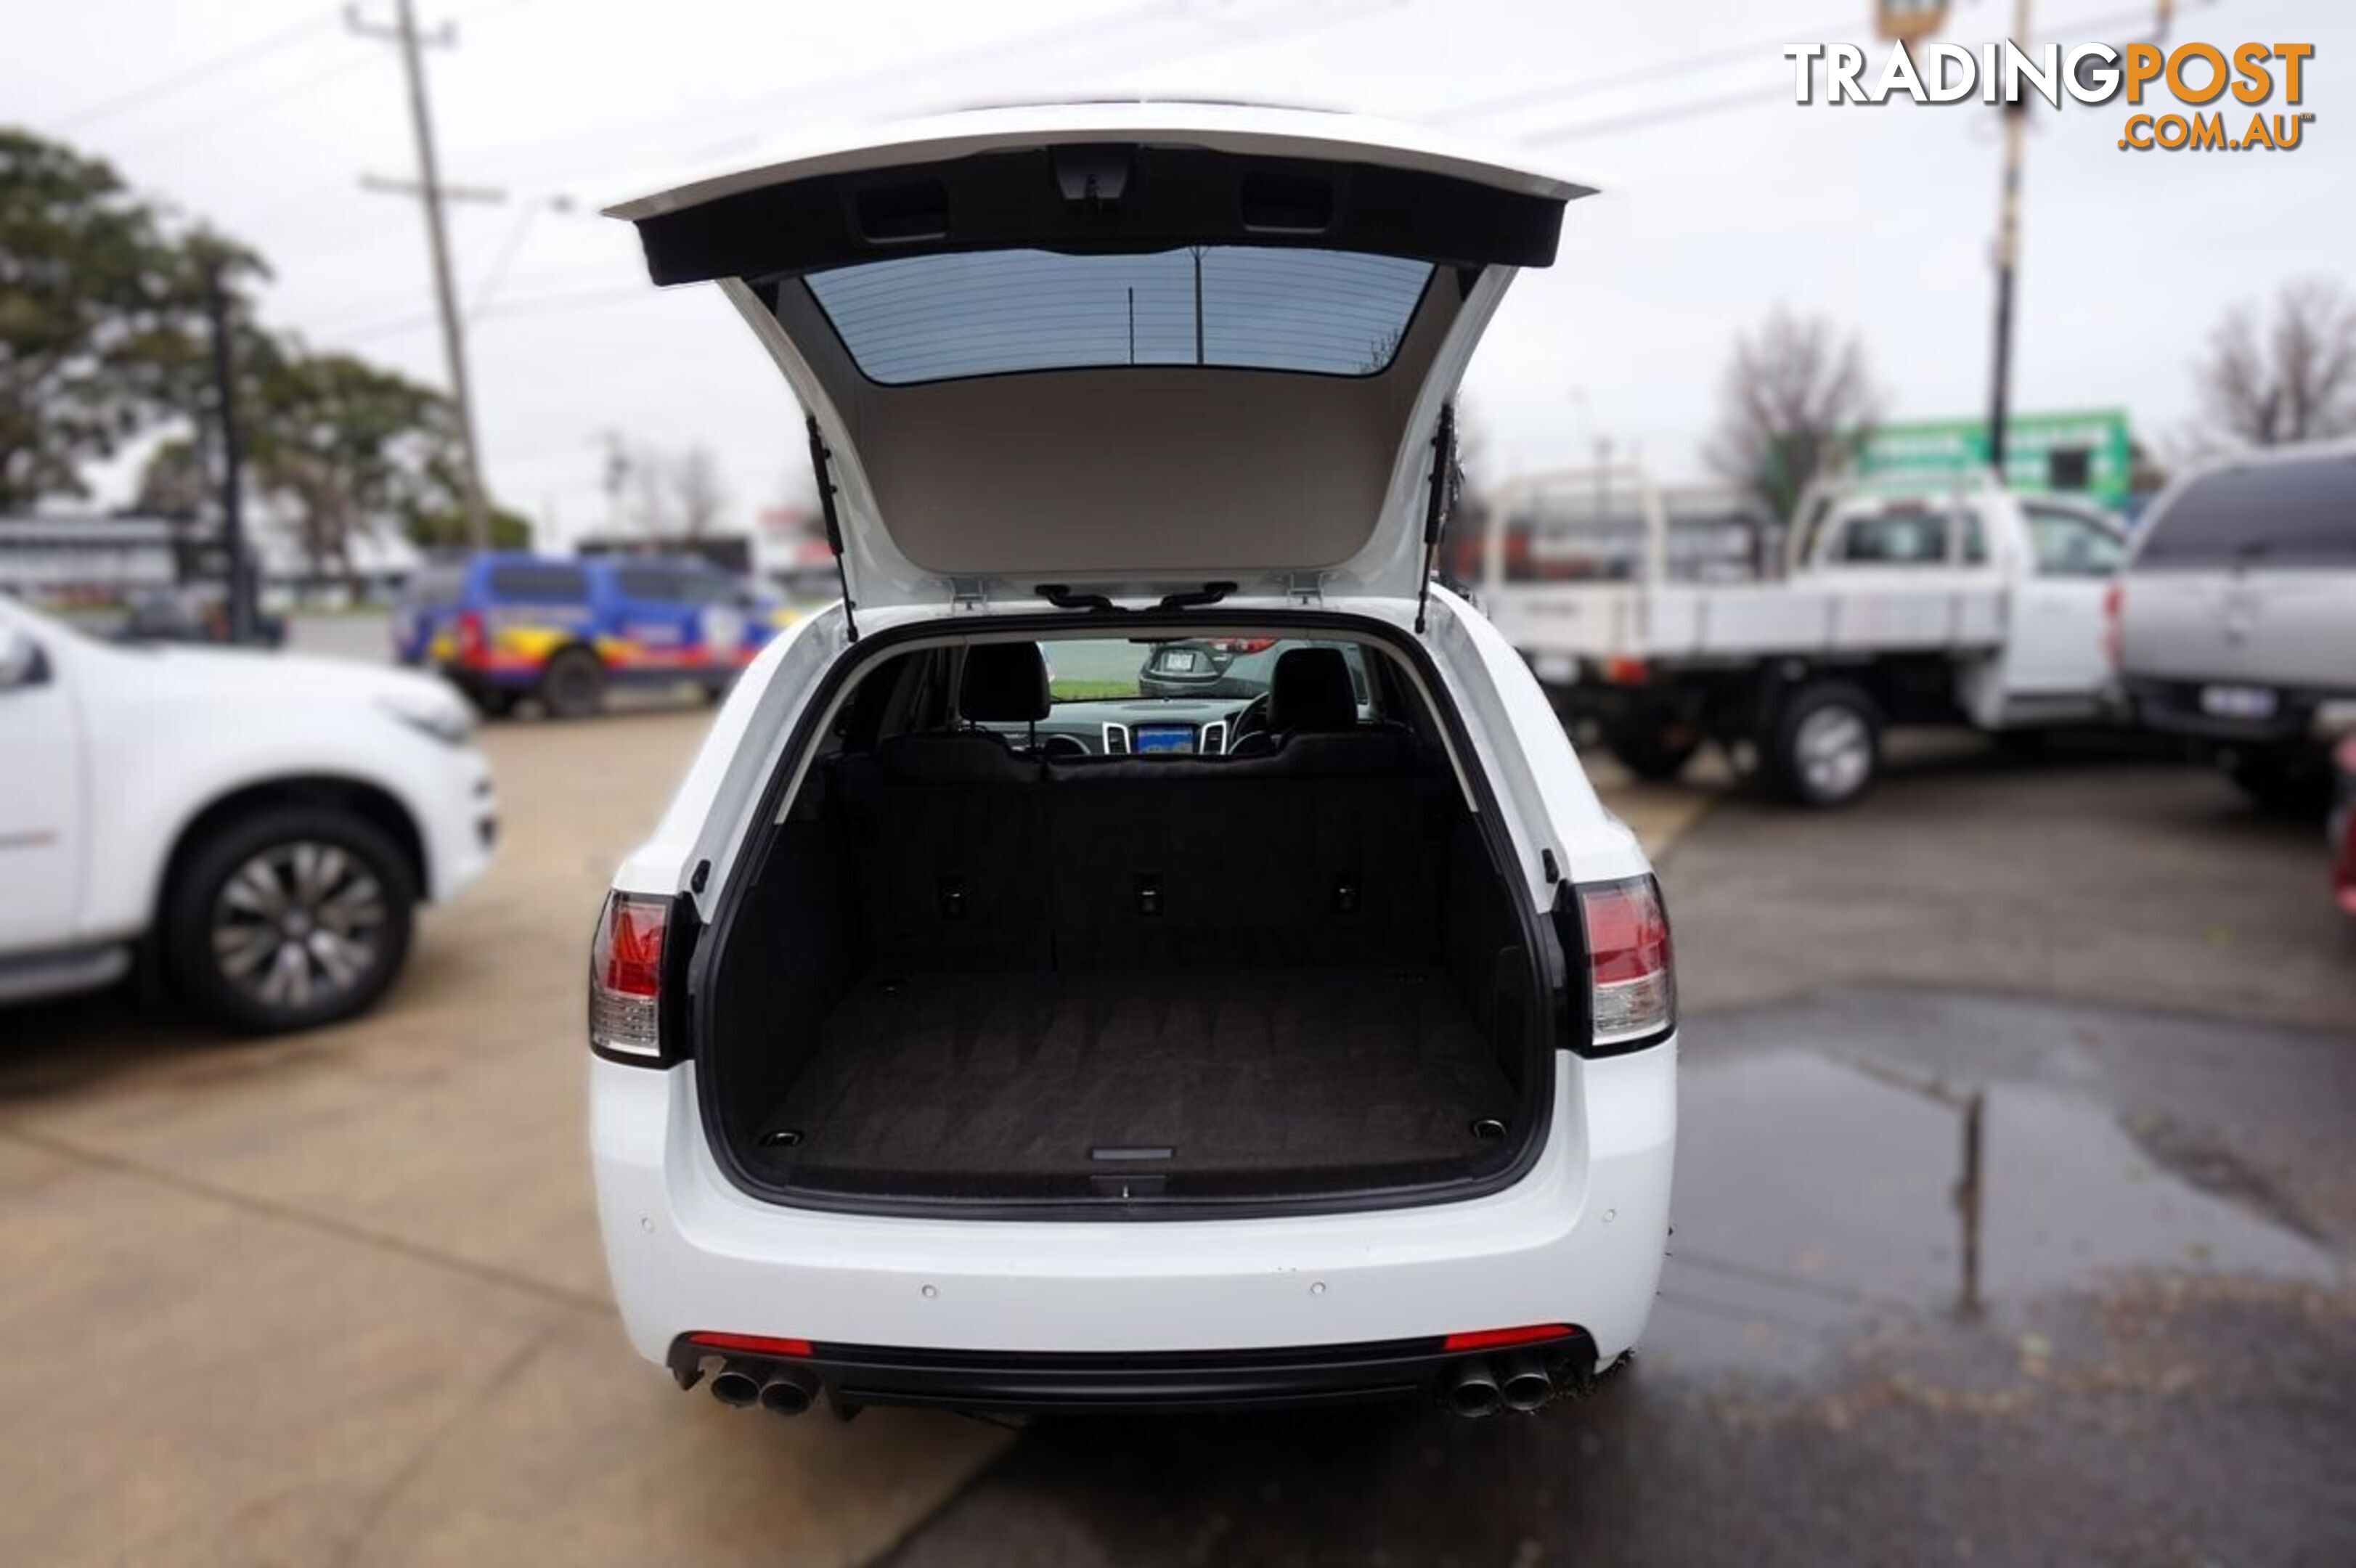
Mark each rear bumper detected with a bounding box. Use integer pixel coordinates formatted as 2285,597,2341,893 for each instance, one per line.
667,1329,1602,1416
2121,676,2341,748
590,1043,1676,1385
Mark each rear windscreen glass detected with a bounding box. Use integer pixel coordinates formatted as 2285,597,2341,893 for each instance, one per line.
2140,456,2356,568
803,245,1432,384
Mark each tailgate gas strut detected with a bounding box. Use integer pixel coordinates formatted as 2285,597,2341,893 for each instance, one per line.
1414,401,1457,636
804,413,857,644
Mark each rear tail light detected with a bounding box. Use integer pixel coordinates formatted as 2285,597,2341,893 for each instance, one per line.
457,609,488,668
2100,580,2123,669
590,892,669,1060
1578,875,1675,1050
2333,739,2356,915
1209,637,1278,655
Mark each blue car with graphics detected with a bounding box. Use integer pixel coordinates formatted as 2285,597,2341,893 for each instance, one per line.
392,553,802,717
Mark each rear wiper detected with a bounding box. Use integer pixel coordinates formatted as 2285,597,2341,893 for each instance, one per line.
1032,581,1236,613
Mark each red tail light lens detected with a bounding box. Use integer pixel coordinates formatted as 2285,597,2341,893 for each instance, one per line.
1442,1323,1576,1352
2100,580,2124,669
1209,637,1279,655
457,609,488,668
1579,876,1675,1050
590,892,669,1059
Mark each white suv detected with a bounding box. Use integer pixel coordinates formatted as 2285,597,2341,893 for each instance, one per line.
0,593,495,1031
2116,439,2356,808
587,105,1676,1421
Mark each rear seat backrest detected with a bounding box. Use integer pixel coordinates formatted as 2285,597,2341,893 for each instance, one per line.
828,632,1440,973
832,640,1055,971
833,738,1051,971
1043,727,1439,969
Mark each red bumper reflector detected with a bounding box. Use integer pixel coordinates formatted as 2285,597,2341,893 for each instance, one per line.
687,1331,815,1357
1441,1323,1576,1352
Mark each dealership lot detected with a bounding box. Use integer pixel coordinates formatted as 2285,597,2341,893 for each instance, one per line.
4,701,2352,1566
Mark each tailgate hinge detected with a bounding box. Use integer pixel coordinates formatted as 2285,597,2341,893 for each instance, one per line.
1283,573,1325,608
947,577,993,613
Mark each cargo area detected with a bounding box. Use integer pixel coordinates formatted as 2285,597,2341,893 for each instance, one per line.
695,629,1550,1210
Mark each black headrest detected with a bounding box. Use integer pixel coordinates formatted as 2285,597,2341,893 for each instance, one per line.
960,642,1049,723
1268,647,1358,733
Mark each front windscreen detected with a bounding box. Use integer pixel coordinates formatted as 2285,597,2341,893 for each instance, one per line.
803,245,1432,385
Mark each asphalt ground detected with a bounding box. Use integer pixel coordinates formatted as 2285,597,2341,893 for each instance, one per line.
882,736,2356,1568
6,626,2352,1566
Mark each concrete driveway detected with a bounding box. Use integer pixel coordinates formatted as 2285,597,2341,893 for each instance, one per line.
0,707,1003,1568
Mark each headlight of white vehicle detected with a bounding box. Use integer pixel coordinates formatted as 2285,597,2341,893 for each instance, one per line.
377,690,476,746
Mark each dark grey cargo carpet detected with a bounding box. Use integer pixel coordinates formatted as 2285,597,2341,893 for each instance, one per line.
755,968,1516,1196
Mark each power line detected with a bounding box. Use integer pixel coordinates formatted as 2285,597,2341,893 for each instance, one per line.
113,51,378,158
1510,0,2217,147
1523,83,1791,146
1435,15,1854,124
53,12,336,130
336,280,655,344
454,0,1402,187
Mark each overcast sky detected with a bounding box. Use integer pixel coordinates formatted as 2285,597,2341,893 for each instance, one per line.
8,0,2348,542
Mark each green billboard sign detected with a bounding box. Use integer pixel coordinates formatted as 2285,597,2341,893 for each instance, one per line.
1856,409,2132,507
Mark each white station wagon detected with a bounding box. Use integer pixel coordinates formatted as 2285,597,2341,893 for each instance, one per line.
587,103,1677,1421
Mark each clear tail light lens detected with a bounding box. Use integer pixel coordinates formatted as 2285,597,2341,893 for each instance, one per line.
590,892,669,1059
1579,876,1675,1050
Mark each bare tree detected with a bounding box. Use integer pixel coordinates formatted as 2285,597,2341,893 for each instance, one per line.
2194,278,2356,449
667,445,728,539
1705,307,1881,522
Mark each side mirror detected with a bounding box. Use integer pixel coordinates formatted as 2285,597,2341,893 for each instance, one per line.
0,629,48,691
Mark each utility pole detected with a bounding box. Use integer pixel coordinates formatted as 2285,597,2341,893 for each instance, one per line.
201,256,255,645
1984,0,2030,478
349,0,496,551
1986,0,2178,476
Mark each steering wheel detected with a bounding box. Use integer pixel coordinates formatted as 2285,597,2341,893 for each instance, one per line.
1226,694,1272,754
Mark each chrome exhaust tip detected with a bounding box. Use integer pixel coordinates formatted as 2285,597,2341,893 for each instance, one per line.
759,1371,817,1416
709,1365,762,1408
1499,1354,1553,1413
1443,1359,1503,1418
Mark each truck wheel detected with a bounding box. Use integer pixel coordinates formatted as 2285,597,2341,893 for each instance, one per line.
1605,722,1703,782
166,807,417,1034
1770,682,1881,809
468,686,520,719
2225,746,2329,814
539,647,606,719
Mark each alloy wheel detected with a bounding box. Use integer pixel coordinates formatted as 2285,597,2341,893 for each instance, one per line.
209,841,390,1011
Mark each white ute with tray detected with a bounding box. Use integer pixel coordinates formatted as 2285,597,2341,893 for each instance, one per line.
585,103,1678,1423
1484,467,2127,805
